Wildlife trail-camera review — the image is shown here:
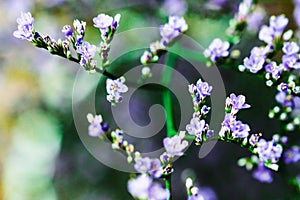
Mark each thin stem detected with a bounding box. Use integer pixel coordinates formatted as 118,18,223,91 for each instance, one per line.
162,52,177,137
165,174,172,200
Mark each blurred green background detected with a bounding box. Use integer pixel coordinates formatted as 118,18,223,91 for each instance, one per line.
0,0,299,199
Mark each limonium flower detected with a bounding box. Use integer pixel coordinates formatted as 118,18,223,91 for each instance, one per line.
188,79,212,103
249,133,261,146
282,42,300,70
106,76,128,104
226,93,250,115
13,12,35,40
186,117,206,136
73,19,86,47
265,61,283,80
284,146,300,164
204,38,230,62
163,131,188,157
256,139,283,163
86,113,108,137
93,13,121,41
220,114,250,139
252,162,273,183
127,174,169,200
62,25,73,39
134,157,163,178
76,41,98,72
258,15,288,44
160,16,188,46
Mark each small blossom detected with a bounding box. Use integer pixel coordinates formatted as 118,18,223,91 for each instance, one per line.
163,131,188,157
106,76,128,104
270,15,288,35
93,14,113,30
87,113,108,137
284,146,300,164
62,25,73,38
226,93,250,115
252,162,273,183
231,120,250,138
13,12,35,40
76,41,98,70
258,25,274,44
160,23,181,45
256,139,283,163
140,50,153,64
134,157,163,178
283,42,300,55
243,55,265,73
265,61,283,80
186,117,206,137
168,16,188,32
204,38,230,62
127,175,169,200
73,19,86,35
188,79,212,104
249,133,261,146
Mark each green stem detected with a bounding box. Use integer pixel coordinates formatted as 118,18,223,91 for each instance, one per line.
162,52,177,137
165,174,172,200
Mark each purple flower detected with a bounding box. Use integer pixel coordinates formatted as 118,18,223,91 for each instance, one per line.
127,175,169,200
76,41,98,70
163,131,188,157
73,19,86,35
243,55,265,73
189,79,212,103
93,14,113,30
168,16,188,32
186,117,206,137
231,120,250,138
87,113,107,137
282,54,300,70
160,24,181,45
258,25,274,44
13,12,34,40
249,133,261,146
270,15,288,35
62,25,73,38
284,146,300,164
256,139,283,163
134,157,163,178
275,91,294,108
226,93,250,115
204,38,230,62
253,162,273,183
106,77,128,104
265,61,283,80
283,42,299,55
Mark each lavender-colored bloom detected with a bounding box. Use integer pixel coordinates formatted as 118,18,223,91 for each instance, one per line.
93,14,113,30
62,25,73,38
134,157,163,178
163,131,188,157
282,54,300,69
87,113,106,137
284,146,300,164
265,61,283,80
73,19,86,35
275,92,294,108
189,79,212,103
270,15,288,35
258,25,274,44
201,105,211,115
283,42,300,55
148,183,170,200
186,117,206,136
243,55,265,73
204,38,230,62
226,93,250,115
127,175,169,200
253,162,273,183
76,41,97,68
249,133,261,146
13,12,34,40
231,120,250,138
168,16,188,32
256,139,283,163
106,77,128,104
160,24,181,45
127,175,153,199
219,114,236,137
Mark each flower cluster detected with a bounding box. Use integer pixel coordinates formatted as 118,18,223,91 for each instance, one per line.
140,16,188,78
255,139,283,164
252,162,273,183
282,42,300,70
106,76,128,105
13,12,35,40
76,41,98,72
127,174,170,200
187,78,213,144
134,156,163,178
162,131,188,158
203,38,230,62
